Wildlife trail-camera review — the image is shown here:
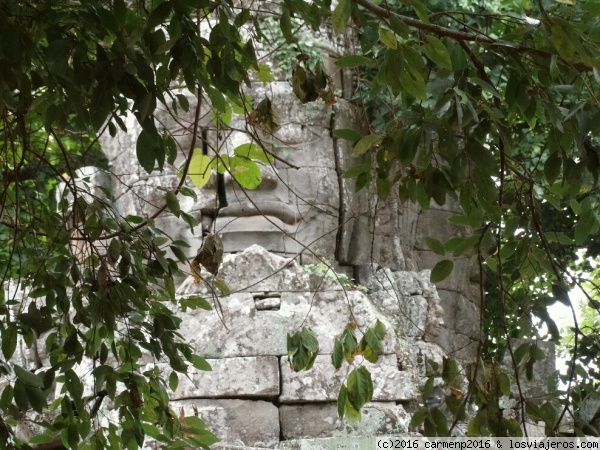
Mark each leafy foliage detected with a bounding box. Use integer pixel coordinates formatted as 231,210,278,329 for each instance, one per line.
287,328,319,371
3,0,600,444
332,321,386,421
327,0,600,437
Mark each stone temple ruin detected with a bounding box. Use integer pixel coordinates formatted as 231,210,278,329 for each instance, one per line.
6,27,486,449
87,35,481,447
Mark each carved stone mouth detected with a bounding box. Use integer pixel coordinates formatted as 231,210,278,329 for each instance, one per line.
214,213,301,255
219,202,301,225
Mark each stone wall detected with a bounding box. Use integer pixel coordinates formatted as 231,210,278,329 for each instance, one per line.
9,25,485,448
97,83,481,366
171,245,442,447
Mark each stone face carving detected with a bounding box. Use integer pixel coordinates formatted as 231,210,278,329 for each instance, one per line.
27,27,483,449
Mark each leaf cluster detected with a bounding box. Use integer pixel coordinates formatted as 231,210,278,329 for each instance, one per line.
333,321,386,422
329,0,600,436
3,0,600,442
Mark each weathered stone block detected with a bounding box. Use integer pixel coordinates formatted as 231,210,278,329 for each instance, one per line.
216,215,301,254
365,269,444,340
280,403,409,440
219,245,311,293
279,435,422,450
170,356,280,399
281,167,339,209
415,250,478,299
437,328,479,363
170,399,280,448
176,246,398,358
414,209,470,251
438,290,481,340
174,292,301,358
280,354,419,402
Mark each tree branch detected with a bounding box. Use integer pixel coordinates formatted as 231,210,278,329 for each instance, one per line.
1,167,39,183
356,0,495,44
355,0,591,70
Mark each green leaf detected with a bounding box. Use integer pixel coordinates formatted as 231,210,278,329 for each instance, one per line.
374,320,386,339
410,410,426,430
65,423,79,449
546,232,573,245
332,0,352,34
29,433,56,445
342,163,369,179
146,1,172,30
345,397,362,423
452,234,480,257
335,55,376,68
425,237,445,256
65,368,84,409
398,65,427,101
300,328,319,353
288,328,319,372
180,296,212,312
125,215,144,224
334,128,363,143
575,211,596,244
136,126,162,173
0,385,13,410
206,86,227,112
169,371,179,392
498,372,511,396
447,215,470,227
423,377,435,398
363,328,384,353
170,244,188,264
212,107,232,127
362,345,378,363
108,238,121,262
165,191,180,217
188,154,213,189
422,35,452,69
376,177,391,200
176,94,190,113
346,366,373,412
280,8,293,42
410,0,430,23
378,26,397,49
14,365,43,388
14,379,28,411
353,134,382,157
430,259,454,283
189,355,212,371
539,402,558,427
2,324,17,360
415,181,429,209
431,408,449,436
514,342,530,365
165,274,175,301
467,140,497,173
255,64,272,84
230,157,262,189
441,357,460,386
234,143,273,164
341,327,358,361
332,338,344,369
215,279,231,296
550,22,577,63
